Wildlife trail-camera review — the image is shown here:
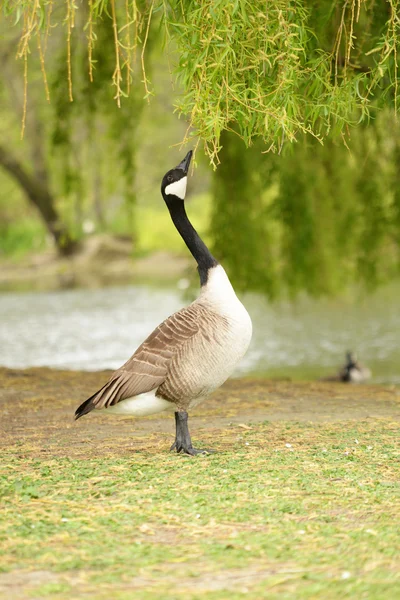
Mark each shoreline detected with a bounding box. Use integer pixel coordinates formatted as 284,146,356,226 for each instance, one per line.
0,235,191,292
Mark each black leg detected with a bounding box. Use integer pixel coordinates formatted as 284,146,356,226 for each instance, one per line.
170,411,215,455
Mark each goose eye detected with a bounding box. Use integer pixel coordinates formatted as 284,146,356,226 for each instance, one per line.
167,174,173,183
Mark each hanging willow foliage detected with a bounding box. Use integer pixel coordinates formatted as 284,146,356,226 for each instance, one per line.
1,0,400,163
212,114,400,299
1,0,400,297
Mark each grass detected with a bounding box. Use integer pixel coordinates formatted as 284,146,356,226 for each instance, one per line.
0,219,47,258
1,420,399,599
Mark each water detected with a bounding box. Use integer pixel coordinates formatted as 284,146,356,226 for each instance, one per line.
0,284,399,383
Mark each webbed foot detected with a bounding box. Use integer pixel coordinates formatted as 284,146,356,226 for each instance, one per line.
170,411,216,455
170,441,215,455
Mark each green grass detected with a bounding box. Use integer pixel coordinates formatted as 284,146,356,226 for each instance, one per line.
0,219,47,258
1,420,399,599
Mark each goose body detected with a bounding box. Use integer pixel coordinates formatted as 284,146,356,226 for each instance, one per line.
75,151,252,454
97,265,251,416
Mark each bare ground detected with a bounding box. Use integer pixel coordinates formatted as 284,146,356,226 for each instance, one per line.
1,367,399,458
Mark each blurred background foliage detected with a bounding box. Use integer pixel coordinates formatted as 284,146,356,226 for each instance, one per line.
0,0,399,298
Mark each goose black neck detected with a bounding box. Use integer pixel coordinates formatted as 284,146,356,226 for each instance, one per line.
166,196,218,286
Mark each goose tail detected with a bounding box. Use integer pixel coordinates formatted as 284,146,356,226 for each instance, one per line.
75,397,95,420
74,386,105,420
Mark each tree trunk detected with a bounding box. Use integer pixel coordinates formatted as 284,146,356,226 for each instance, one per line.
0,145,77,256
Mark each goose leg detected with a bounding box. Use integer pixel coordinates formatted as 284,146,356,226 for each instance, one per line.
170,411,214,455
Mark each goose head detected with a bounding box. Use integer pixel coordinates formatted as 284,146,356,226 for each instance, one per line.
161,150,192,203
345,351,358,369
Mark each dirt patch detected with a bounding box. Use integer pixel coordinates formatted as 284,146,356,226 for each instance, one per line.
1,367,399,458
125,563,304,592
0,570,84,600
0,562,306,598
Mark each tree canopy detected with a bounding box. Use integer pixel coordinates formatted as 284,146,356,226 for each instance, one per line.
1,1,400,297
2,0,400,163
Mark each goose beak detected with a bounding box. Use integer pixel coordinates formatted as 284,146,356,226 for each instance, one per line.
176,150,193,174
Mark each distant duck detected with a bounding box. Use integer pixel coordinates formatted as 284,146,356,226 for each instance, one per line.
75,151,252,454
339,351,371,383
321,351,371,383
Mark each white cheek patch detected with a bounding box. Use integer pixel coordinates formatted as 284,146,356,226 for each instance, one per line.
165,176,187,199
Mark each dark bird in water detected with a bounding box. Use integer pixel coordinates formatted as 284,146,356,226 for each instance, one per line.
320,351,371,383
75,150,252,454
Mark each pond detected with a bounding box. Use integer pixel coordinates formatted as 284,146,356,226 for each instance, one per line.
0,283,399,384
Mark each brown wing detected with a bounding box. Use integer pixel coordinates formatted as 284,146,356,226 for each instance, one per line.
75,304,200,418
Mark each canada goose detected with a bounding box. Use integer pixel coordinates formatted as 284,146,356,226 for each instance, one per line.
320,351,371,383
75,150,252,454
339,351,371,383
